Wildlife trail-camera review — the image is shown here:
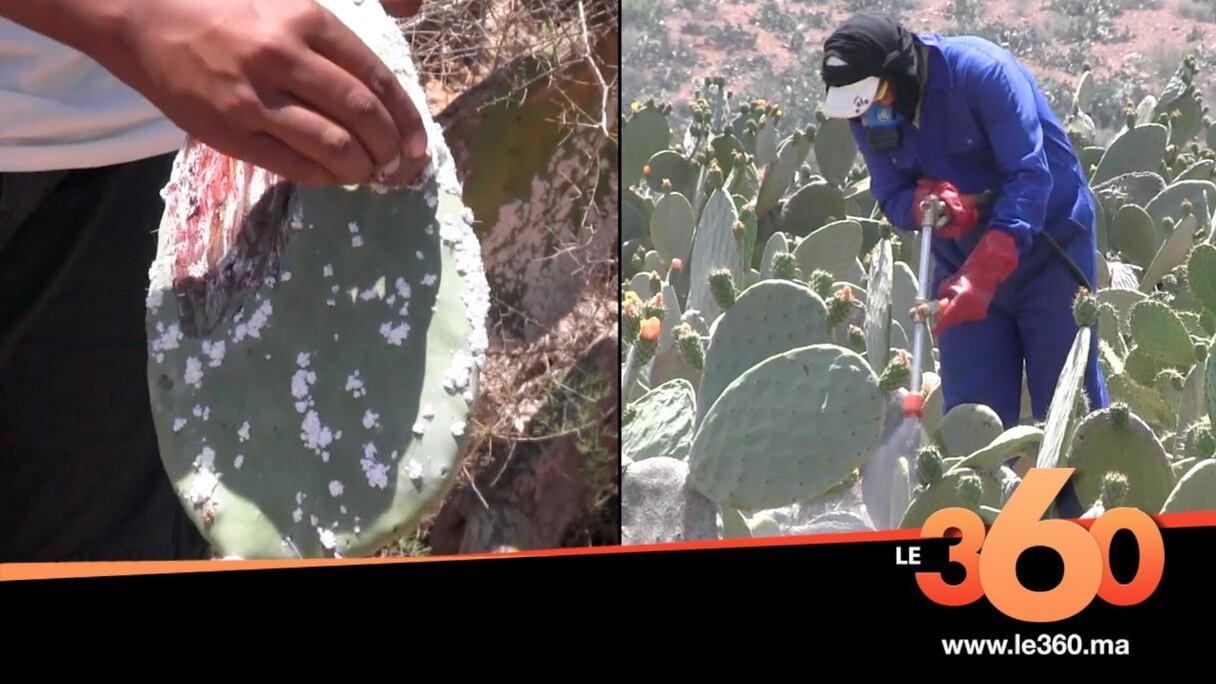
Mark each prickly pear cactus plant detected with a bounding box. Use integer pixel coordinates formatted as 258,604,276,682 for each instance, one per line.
145,0,489,558
621,61,1216,544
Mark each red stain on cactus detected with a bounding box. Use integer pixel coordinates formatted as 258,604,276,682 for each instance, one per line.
164,141,295,337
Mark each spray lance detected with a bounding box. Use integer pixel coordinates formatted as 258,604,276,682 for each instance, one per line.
902,189,994,419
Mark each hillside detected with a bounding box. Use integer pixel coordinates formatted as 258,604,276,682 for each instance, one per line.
624,0,1216,141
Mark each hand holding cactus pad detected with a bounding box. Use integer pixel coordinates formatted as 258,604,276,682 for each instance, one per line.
144,0,489,558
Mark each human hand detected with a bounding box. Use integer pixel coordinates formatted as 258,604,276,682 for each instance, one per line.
913,179,981,237
91,0,429,187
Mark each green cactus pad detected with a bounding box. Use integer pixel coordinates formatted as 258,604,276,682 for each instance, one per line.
1098,288,1147,336
888,456,914,531
754,119,779,167
147,131,488,556
696,280,830,424
793,220,863,278
1187,244,1216,315
1130,299,1195,366
1176,158,1215,181
1110,204,1160,268
757,138,805,217
1091,124,1168,185
1124,346,1170,386
934,404,1005,459
624,106,671,188
1168,91,1204,147
727,157,760,203
645,150,696,199
948,425,1044,475
782,180,847,237
1107,372,1175,428
1176,361,1208,438
1140,214,1199,292
643,250,664,274
759,232,789,278
900,469,1001,530
1145,180,1215,228
1067,407,1176,512
622,379,698,463
813,117,858,187
1161,458,1216,513
1037,328,1092,470
864,238,894,373
650,192,695,265
689,344,885,510
1098,303,1128,358
688,189,744,322
1093,172,1167,212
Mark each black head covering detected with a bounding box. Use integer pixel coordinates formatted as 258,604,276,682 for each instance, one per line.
822,14,922,120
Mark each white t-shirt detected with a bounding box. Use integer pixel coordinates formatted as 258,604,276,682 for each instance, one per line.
0,18,186,172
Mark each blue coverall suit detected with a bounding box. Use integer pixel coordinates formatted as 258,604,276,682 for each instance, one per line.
849,33,1110,429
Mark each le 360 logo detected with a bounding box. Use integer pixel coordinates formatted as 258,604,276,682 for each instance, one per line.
913,469,1164,622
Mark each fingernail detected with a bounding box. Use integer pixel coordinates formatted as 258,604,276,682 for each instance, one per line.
406,129,428,158
375,155,401,181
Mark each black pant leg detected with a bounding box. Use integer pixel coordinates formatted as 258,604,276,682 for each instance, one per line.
0,153,212,561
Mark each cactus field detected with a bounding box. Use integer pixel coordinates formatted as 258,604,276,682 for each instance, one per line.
622,54,1216,544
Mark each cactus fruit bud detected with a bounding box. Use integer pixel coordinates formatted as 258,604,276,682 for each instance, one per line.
675,323,705,371
1100,472,1129,508
847,324,866,351
1163,216,1176,233
1190,142,1201,155
634,317,662,366
622,291,642,344
670,257,683,273
1125,108,1137,128
917,446,944,486
808,269,834,299
1110,402,1130,430
649,272,663,298
956,472,984,509
732,220,746,240
879,351,912,392
1072,287,1098,327
1182,199,1194,216
642,163,652,177
706,162,724,191
709,268,738,310
772,252,800,280
661,178,673,190
1082,62,1092,73
1195,340,1208,362
828,289,854,328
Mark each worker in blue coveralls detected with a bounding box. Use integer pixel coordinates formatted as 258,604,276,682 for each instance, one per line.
819,14,1110,433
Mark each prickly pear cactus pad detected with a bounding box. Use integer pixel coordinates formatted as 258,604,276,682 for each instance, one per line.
689,344,884,510
144,0,489,558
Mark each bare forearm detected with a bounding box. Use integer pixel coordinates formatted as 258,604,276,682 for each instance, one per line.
0,1,130,58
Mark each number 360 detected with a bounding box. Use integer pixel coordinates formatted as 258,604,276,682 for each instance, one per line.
916,468,1165,622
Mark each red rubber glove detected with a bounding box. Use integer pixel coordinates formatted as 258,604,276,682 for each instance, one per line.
934,230,1019,335
913,179,981,238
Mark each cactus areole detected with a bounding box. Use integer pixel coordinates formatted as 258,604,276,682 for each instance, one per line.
143,0,490,558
